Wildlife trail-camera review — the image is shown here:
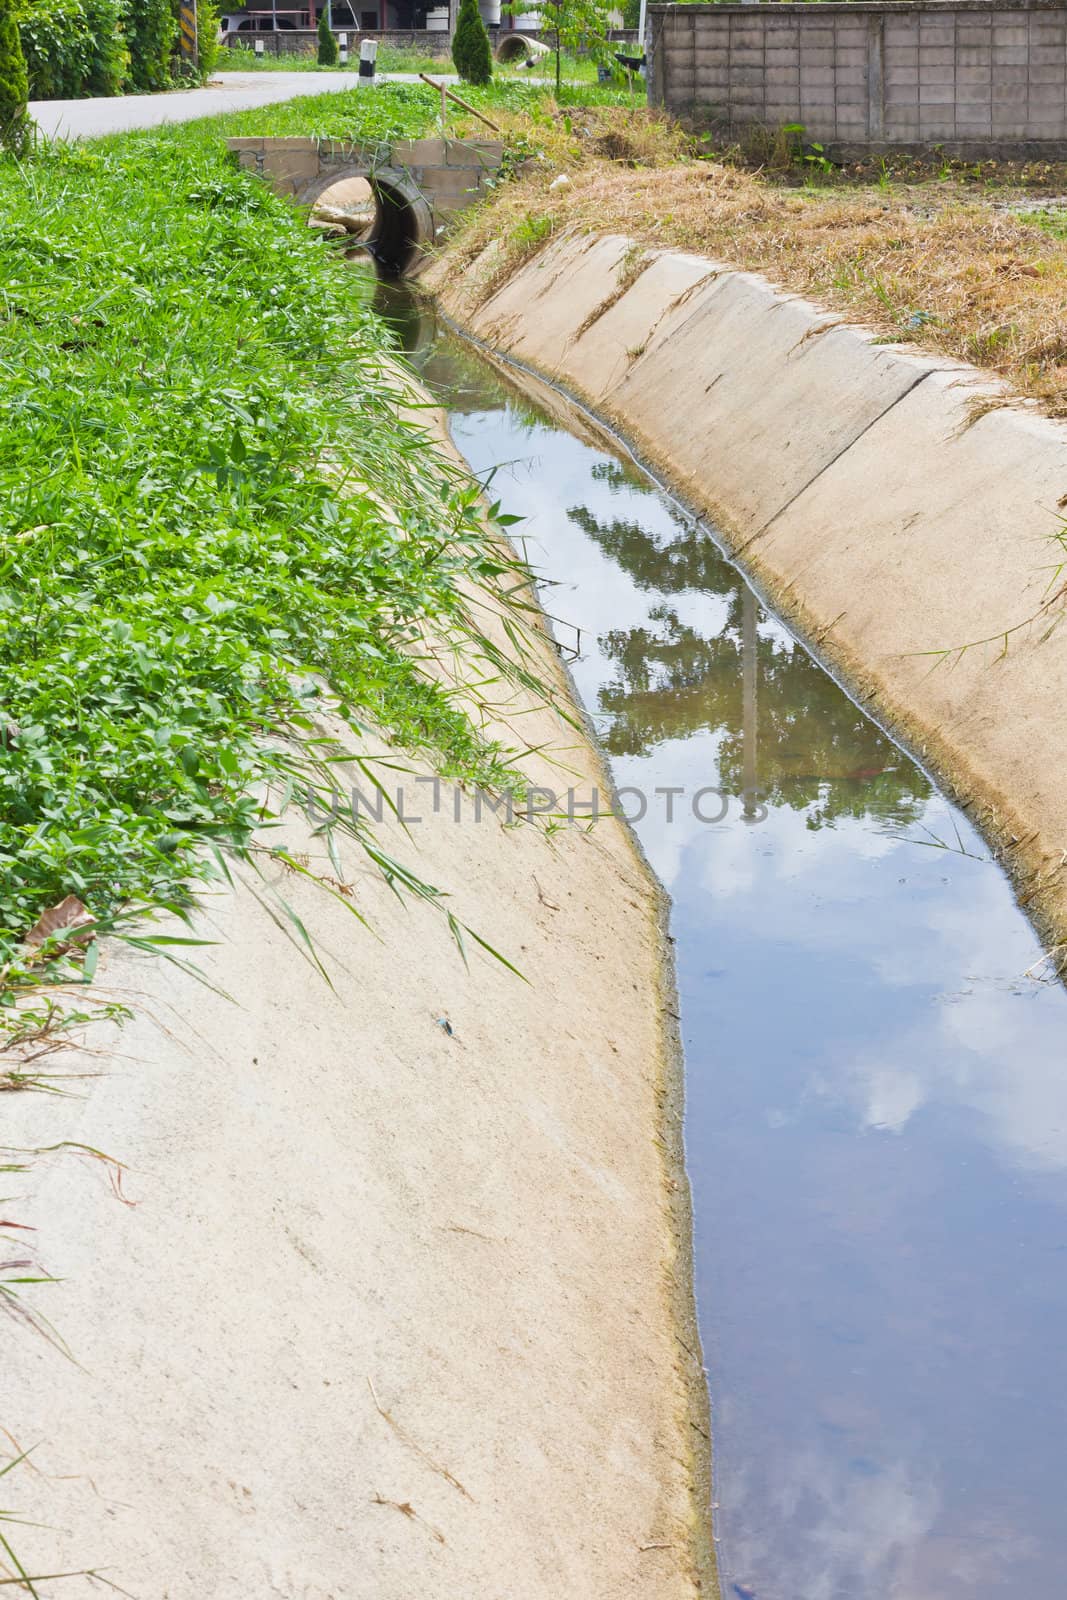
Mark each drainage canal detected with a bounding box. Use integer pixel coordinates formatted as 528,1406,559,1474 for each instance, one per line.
374,276,1067,1599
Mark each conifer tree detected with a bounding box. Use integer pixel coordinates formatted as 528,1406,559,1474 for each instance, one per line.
317,9,339,66
452,0,492,87
0,0,30,159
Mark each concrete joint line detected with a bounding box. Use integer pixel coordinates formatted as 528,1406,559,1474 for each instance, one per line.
621,264,733,358
737,365,934,554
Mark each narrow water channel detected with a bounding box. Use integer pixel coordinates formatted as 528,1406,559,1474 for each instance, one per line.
380,281,1067,1598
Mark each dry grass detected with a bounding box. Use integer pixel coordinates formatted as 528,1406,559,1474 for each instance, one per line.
445,106,1067,415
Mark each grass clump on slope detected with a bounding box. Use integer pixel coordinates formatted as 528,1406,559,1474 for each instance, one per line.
0,125,537,1033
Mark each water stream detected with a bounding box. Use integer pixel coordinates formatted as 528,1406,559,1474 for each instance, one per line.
380,280,1067,1598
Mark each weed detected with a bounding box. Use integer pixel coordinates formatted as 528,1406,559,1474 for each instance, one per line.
509,208,555,251
0,124,566,1031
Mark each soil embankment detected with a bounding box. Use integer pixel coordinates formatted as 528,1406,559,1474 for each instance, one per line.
3,400,713,1598
425,232,1067,956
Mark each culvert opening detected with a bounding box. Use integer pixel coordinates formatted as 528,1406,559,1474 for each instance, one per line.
308,171,434,277
495,33,550,64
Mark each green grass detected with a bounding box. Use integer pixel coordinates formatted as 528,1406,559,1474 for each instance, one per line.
156,76,634,148
1022,204,1067,239
217,42,610,81
0,117,552,1036
225,76,626,133
220,41,452,74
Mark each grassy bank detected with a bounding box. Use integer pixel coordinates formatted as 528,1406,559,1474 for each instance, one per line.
443,112,1067,416
0,116,547,1050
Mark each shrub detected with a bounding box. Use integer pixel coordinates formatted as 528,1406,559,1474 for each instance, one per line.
452,0,491,85
316,8,337,65
87,0,128,90
17,0,127,99
125,0,176,90
0,0,29,153
197,0,220,77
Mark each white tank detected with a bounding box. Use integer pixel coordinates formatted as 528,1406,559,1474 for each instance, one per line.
478,0,501,23
425,5,449,28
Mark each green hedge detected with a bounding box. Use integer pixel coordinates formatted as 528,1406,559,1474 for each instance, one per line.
17,0,129,98
17,0,216,100
196,0,219,77
125,0,176,89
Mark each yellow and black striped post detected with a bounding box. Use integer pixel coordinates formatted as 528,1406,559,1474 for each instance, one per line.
179,0,199,69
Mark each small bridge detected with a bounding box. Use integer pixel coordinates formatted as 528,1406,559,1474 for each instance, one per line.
227,135,504,273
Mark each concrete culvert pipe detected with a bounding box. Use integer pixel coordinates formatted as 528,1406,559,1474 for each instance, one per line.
495,33,550,64
305,167,435,277
368,171,436,276
310,175,377,243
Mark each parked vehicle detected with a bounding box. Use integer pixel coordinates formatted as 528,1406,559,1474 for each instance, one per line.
219,11,302,38
219,4,369,37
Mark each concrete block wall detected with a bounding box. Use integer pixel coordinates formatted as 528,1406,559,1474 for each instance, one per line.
648,1,1067,158
225,27,456,55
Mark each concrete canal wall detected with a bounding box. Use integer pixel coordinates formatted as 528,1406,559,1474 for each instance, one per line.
426,230,1067,953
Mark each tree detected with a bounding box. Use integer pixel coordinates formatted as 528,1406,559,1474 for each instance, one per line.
0,0,29,158
452,0,491,86
317,8,338,66
508,0,610,94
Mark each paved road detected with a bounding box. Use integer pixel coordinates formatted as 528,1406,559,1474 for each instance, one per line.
30,69,453,140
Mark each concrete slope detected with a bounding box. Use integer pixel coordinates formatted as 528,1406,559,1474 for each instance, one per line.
2,420,712,1597
426,232,1067,953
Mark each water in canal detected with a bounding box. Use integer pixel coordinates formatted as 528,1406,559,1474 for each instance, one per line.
382,283,1067,1599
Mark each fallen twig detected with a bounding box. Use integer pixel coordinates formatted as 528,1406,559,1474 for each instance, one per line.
366,1377,474,1502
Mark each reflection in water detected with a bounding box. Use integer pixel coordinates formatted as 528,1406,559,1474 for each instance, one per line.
571,488,929,830
402,316,1067,1600
742,586,758,825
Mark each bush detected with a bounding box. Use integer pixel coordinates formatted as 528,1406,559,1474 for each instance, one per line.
452,0,491,85
125,0,176,90
0,0,28,155
197,0,220,77
316,8,337,65
17,0,127,99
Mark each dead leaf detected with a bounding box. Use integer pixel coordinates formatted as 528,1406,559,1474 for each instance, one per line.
25,895,95,951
